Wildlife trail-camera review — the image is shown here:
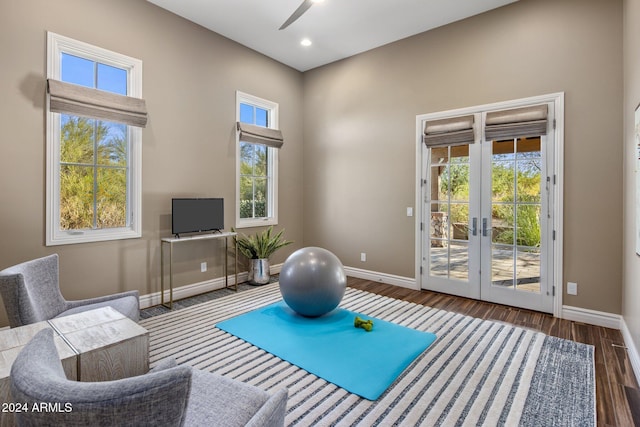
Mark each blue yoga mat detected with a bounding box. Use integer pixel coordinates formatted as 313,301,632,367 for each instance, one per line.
216,301,437,400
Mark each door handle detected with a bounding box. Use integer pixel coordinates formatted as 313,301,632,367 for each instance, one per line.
471,217,478,236
482,218,491,237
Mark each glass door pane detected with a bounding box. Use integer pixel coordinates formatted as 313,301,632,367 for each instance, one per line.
489,137,542,293
427,145,471,282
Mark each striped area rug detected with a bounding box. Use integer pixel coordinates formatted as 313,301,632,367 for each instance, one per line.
140,283,595,426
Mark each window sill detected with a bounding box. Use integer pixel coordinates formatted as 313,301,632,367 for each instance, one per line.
46,228,141,246
235,217,278,229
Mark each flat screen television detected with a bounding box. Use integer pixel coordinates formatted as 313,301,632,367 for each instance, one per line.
172,198,224,237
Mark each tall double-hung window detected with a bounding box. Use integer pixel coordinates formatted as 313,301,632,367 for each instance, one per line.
236,91,281,228
46,32,146,245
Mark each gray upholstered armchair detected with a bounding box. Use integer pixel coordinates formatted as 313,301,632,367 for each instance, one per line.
0,254,139,327
10,329,288,427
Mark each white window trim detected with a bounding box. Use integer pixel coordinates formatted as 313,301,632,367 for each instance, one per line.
235,91,279,229
46,32,143,246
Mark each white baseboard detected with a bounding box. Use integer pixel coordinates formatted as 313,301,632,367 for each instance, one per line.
139,264,415,309
139,272,248,309
270,263,283,275
343,266,417,290
561,305,622,330
139,263,284,309
620,318,640,387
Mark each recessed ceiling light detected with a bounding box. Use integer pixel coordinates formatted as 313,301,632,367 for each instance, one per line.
300,38,312,47
311,0,325,3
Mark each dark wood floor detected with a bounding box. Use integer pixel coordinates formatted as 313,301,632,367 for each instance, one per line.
347,277,640,427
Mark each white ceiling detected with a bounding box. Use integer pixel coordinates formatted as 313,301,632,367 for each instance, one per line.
146,0,518,72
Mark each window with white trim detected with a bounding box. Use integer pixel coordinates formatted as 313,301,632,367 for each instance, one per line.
46,32,143,245
236,91,279,228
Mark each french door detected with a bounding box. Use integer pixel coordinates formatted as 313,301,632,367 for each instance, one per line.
420,103,556,313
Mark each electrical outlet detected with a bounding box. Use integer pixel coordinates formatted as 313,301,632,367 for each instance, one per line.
407,207,413,217
360,252,366,262
201,262,207,273
567,281,577,295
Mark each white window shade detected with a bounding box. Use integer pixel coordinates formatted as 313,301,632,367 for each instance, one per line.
485,104,548,140
48,79,148,128
424,115,475,147
237,122,284,148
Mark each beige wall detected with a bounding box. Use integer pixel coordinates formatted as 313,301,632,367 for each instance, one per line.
623,0,640,366
0,0,305,326
303,0,624,313
0,0,627,327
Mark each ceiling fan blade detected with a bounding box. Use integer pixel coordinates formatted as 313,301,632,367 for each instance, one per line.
279,0,314,30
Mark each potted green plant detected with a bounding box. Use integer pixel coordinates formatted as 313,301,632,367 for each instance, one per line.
232,226,293,285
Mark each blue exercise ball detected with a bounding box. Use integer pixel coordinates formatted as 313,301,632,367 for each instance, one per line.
279,247,347,317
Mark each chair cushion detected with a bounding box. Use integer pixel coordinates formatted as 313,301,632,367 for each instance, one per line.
56,295,139,322
11,329,192,427
184,369,272,427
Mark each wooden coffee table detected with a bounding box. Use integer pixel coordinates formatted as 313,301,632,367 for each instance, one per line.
48,306,149,382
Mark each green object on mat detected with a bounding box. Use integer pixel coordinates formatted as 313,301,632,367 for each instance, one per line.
354,315,374,331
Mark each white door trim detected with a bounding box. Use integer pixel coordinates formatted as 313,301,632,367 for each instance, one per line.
415,92,565,317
